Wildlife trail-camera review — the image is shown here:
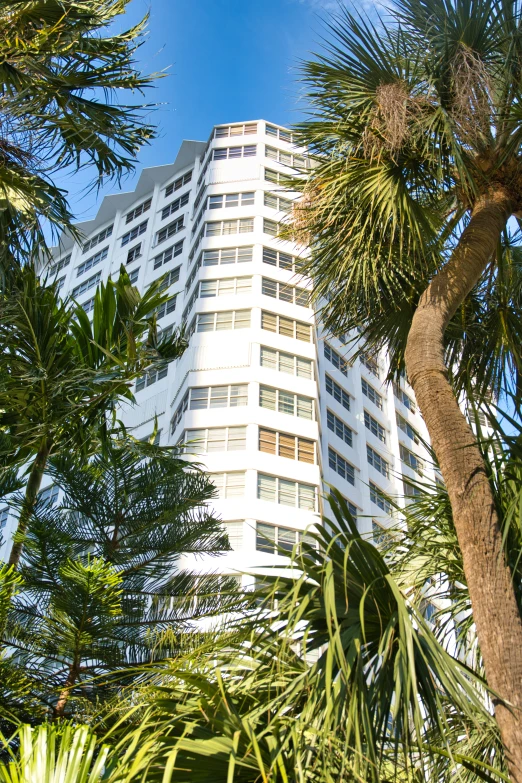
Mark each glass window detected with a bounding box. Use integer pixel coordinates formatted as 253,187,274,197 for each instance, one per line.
121,220,147,247
258,474,316,511
396,413,420,443
364,411,386,443
324,343,348,376
77,247,108,277
367,445,389,478
212,472,246,499
165,170,192,198
327,409,353,447
370,482,392,514
82,225,113,253
328,448,355,485
325,375,351,411
362,378,383,410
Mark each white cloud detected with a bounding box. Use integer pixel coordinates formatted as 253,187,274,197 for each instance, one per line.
297,0,341,10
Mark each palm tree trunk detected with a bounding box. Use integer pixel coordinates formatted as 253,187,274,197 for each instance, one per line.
405,187,522,781
8,437,51,569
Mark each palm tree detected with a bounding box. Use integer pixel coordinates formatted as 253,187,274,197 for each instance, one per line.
99,492,504,783
0,723,110,783
2,439,238,721
0,0,159,265
290,0,522,774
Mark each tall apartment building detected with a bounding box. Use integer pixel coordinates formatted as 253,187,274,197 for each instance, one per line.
1,120,437,578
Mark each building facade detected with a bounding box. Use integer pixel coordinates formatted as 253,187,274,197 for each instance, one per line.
1,119,437,578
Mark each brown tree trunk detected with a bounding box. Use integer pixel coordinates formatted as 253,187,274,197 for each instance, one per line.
405,187,522,781
8,437,51,569
53,660,80,720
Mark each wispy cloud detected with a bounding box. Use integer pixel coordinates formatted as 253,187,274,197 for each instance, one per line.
296,0,341,11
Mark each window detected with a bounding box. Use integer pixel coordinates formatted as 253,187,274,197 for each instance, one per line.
212,144,256,160
265,145,307,169
162,191,189,220
393,382,416,413
212,472,246,499
324,343,348,376
155,296,177,319
183,285,199,321
403,477,424,498
0,507,8,529
72,271,101,298
399,444,424,475
128,268,140,285
215,123,257,138
194,309,250,332
49,254,71,276
171,391,189,433
266,124,294,142
327,409,353,447
260,346,313,380
264,167,284,185
259,428,315,464
200,277,252,297
263,218,279,236
158,267,181,291
364,411,386,443
193,183,207,213
136,365,168,392
262,278,309,306
264,192,293,213
208,192,255,209
81,297,95,314
360,352,380,378
373,520,392,547
202,246,253,266
158,324,174,342
223,520,244,551
367,445,389,478
362,378,383,410
184,426,247,454
121,220,147,247
257,474,316,511
370,482,392,513
77,246,108,277
156,216,184,244
261,311,312,342
256,522,310,554
39,485,59,506
262,246,296,271
260,385,314,420
325,375,351,411
328,447,355,485
165,170,192,198
153,240,184,270
187,384,248,412
82,225,113,253
126,244,141,264
205,217,254,236
126,198,151,224
55,276,65,291
396,412,420,443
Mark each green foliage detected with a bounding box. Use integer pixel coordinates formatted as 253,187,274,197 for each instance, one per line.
0,264,187,468
105,493,503,783
290,0,522,398
0,723,110,783
0,0,161,264
1,440,239,720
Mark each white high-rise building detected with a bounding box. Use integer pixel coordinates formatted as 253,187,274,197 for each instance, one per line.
2,119,436,575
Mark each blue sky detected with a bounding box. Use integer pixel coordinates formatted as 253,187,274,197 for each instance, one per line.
64,0,339,222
